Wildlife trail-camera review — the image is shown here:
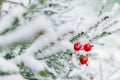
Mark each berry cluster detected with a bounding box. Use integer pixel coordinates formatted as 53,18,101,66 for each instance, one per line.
73,42,93,66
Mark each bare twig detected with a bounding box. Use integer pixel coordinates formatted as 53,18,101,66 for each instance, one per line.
5,1,27,8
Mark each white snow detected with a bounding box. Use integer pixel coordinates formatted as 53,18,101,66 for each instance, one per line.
102,0,107,6
110,3,120,16
0,58,19,73
0,0,119,80
0,74,26,80
0,15,56,47
0,6,26,33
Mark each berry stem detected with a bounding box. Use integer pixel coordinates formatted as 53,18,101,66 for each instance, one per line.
86,63,88,66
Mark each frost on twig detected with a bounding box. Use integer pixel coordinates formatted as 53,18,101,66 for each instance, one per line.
0,0,120,80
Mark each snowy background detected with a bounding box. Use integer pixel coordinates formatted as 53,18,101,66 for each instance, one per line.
0,0,120,80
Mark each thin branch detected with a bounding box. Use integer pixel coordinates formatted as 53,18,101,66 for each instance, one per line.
5,1,27,8
98,0,108,16
111,28,120,33
90,28,120,42
88,16,110,32
98,5,105,17
66,68,72,78
107,67,120,80
103,20,118,30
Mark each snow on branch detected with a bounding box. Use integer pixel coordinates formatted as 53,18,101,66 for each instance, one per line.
0,74,26,80
0,6,26,33
0,58,19,73
0,0,119,80
0,15,56,47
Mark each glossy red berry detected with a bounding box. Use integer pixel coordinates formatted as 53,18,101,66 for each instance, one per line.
73,42,82,51
83,43,92,52
80,56,88,65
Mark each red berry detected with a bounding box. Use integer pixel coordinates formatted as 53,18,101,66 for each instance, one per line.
80,56,88,65
73,42,82,51
83,43,92,52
